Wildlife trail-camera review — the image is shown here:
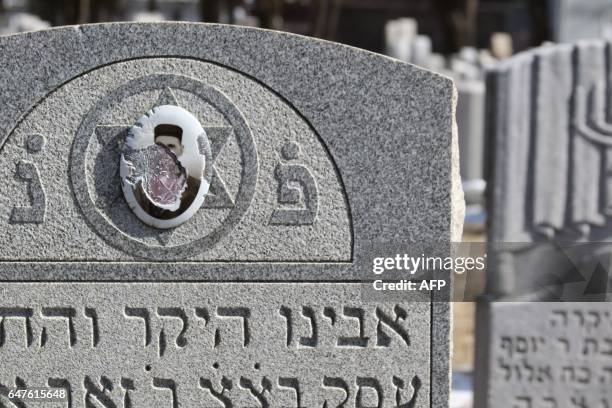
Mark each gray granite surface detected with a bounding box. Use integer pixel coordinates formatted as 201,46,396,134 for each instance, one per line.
0,23,461,407
0,23,460,272
477,40,612,408
475,303,612,408
0,283,434,407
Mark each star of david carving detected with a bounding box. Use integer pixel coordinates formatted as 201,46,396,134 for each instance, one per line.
94,87,235,244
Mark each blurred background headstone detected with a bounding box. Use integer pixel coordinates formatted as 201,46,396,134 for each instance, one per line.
385,17,418,62
475,39,612,408
490,31,513,59
0,11,49,34
551,0,612,43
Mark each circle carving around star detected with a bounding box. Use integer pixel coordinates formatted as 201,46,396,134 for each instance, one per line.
70,73,258,260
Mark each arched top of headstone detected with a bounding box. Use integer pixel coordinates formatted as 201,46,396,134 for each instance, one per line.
0,23,461,280
0,24,461,407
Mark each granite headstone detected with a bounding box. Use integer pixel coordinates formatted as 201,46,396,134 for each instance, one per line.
476,40,612,407
0,23,462,407
456,80,485,200
551,0,612,43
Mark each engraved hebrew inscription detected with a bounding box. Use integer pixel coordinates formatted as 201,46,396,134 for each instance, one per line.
490,304,612,407
0,284,431,407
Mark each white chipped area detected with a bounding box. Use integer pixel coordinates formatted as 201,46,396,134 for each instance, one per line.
121,105,210,229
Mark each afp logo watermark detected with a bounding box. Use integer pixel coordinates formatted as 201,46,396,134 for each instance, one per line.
358,242,487,302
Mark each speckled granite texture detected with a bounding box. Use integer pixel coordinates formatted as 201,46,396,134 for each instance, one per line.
0,23,461,407
476,40,612,408
0,283,434,407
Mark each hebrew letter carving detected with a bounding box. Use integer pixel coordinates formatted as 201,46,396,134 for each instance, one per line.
587,311,602,329
270,142,319,225
498,359,511,381
124,307,151,347
323,307,336,325
577,367,591,384
278,377,304,408
239,377,271,408
500,337,513,358
84,376,118,408
41,307,77,347
216,307,251,347
521,360,535,382
562,366,575,382
322,377,349,408
120,378,135,408
299,306,318,347
583,338,598,355
338,307,369,347
573,311,586,328
279,306,293,347
10,159,46,224
157,308,189,357
571,395,588,408
376,306,410,347
48,378,72,408
152,378,178,408
194,308,210,326
393,376,421,408
0,308,34,348
550,310,568,328
200,377,233,408
84,308,100,347
604,338,612,356
557,337,570,353
356,377,383,408
537,366,553,383
514,396,532,408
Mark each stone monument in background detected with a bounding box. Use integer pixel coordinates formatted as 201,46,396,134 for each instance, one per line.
476,40,612,408
551,0,612,43
0,23,462,407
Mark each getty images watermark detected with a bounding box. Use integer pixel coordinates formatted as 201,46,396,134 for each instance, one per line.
372,254,487,280
359,242,612,302
358,242,487,302
371,251,486,291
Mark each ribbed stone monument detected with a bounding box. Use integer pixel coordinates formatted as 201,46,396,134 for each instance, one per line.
0,23,462,407
476,41,612,407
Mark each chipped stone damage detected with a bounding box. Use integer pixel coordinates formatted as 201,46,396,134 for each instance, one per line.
120,103,213,229
123,141,187,212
